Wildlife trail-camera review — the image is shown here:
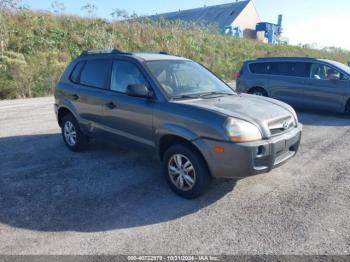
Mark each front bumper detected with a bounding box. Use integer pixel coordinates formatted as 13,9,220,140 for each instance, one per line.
194,124,302,179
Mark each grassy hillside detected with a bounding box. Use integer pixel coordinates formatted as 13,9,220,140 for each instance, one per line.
1,10,350,99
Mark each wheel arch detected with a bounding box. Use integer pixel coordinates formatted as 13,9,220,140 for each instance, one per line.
158,133,212,176
248,86,269,96
345,97,350,113
57,106,75,127
158,134,197,160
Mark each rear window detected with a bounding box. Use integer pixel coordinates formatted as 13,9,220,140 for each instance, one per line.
70,61,85,83
249,62,275,75
79,60,111,88
249,62,310,78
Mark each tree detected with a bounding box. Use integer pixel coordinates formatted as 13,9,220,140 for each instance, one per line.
0,0,22,10
50,1,65,14
81,3,97,17
110,8,129,20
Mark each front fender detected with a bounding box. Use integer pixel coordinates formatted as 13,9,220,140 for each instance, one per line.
154,123,201,159
155,123,200,143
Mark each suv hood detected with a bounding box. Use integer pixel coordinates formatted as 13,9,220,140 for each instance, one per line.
176,94,297,138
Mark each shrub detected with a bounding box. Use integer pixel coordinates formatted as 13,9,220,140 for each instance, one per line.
0,9,350,99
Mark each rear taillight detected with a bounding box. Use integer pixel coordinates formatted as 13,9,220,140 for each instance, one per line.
235,71,241,79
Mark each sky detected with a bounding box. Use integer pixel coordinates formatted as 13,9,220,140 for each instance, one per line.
22,0,350,50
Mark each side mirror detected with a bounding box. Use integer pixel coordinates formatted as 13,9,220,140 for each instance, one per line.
126,84,153,98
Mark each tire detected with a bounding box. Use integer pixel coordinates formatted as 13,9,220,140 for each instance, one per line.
163,143,212,199
345,101,350,115
248,87,268,97
61,114,89,152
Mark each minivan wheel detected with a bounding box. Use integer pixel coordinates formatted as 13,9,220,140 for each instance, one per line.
345,101,350,115
163,144,211,199
249,87,268,97
61,114,89,152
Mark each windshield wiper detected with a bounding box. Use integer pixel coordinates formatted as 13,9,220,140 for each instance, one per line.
171,92,235,100
171,94,201,100
198,91,235,98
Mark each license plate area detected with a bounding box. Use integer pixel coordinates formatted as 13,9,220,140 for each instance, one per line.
273,133,300,166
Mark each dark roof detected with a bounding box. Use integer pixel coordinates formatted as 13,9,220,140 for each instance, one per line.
256,57,319,61
78,49,188,61
150,1,250,29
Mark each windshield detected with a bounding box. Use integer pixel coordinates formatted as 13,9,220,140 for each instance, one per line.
328,60,350,75
146,60,235,99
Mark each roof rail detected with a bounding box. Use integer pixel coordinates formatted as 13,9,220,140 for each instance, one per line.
137,51,170,55
256,57,317,60
80,48,128,56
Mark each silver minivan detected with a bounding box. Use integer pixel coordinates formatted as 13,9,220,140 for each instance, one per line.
236,57,350,114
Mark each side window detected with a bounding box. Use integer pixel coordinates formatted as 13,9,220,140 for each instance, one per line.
110,61,148,93
310,63,342,80
249,63,271,74
288,62,310,77
70,61,85,83
80,60,110,88
250,62,310,77
249,62,278,75
275,62,290,76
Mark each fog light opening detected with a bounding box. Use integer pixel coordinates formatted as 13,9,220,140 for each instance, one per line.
256,146,265,156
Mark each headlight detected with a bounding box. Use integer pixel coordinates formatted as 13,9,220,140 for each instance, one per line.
225,118,262,142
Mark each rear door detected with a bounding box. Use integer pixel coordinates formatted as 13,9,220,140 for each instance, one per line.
249,62,307,107
100,59,155,147
268,62,309,107
302,63,347,112
69,59,112,133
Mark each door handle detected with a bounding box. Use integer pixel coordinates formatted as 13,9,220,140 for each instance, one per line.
71,94,79,100
106,102,117,109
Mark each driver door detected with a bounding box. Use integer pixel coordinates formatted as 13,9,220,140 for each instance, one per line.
302,63,347,112
100,60,155,147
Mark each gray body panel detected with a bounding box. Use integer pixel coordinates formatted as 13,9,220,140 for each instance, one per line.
55,52,302,178
236,57,350,113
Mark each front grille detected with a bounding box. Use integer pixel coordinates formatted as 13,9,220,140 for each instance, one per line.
268,116,295,136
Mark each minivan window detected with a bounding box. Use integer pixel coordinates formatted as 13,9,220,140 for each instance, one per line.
328,60,350,76
110,61,148,93
79,60,110,88
70,61,85,83
288,62,310,77
249,62,275,75
310,63,342,80
249,62,310,78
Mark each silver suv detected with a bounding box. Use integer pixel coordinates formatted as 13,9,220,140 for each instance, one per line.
54,49,302,199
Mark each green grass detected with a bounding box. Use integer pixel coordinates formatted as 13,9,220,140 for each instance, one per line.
1,10,350,99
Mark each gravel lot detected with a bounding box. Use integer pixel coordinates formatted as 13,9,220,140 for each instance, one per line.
0,96,349,255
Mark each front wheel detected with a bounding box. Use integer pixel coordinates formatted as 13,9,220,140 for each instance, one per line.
163,144,211,199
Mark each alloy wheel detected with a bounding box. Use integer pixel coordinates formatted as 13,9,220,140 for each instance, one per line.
168,154,196,191
64,121,77,146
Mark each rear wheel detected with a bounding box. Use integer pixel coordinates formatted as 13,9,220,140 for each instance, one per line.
345,100,350,115
248,87,268,97
163,144,211,199
61,114,89,152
